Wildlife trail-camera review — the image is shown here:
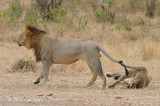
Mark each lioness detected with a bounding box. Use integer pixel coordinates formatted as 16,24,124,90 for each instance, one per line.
106,65,152,88
15,25,126,88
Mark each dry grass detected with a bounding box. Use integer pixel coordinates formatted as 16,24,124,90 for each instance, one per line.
0,0,160,105
140,38,160,61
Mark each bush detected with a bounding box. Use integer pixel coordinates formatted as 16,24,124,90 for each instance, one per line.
13,59,36,72
1,0,23,24
24,8,39,25
48,5,68,23
94,0,116,23
94,9,109,22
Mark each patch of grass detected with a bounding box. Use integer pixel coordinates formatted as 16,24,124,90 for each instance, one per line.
1,0,23,24
123,20,132,31
48,4,68,23
56,24,66,36
24,8,39,25
78,16,88,30
13,59,36,72
94,9,109,22
128,0,146,12
140,40,160,61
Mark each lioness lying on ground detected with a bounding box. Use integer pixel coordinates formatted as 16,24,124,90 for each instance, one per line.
15,25,127,88
106,65,152,88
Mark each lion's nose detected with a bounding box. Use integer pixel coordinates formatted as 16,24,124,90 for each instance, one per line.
13,39,16,42
13,38,17,42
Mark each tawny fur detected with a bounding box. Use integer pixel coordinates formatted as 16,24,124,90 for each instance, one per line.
106,65,152,89
16,25,124,88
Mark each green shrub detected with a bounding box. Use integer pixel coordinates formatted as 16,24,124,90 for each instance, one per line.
107,0,116,7
13,59,36,72
94,9,109,22
94,0,116,23
48,5,68,23
24,9,39,25
1,0,23,24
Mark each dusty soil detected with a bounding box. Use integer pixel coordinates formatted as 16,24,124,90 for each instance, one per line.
0,44,160,106
0,71,160,106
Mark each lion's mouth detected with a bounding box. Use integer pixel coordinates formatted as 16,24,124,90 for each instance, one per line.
18,44,22,47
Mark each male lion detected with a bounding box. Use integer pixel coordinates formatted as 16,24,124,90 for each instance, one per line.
106,65,152,88
15,25,126,88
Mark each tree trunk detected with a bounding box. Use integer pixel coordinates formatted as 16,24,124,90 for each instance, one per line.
146,0,156,18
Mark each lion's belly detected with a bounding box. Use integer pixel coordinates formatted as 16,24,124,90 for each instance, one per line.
52,58,79,64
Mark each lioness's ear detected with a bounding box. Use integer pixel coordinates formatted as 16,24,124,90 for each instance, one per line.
24,26,33,38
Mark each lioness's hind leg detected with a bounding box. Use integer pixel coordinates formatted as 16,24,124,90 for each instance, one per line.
106,73,122,80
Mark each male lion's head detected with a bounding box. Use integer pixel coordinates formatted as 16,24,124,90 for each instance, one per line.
15,25,47,62
15,25,46,49
16,32,26,47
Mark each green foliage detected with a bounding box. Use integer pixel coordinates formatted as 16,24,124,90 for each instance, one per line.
1,1,23,24
48,5,68,23
94,0,116,23
13,59,36,72
94,9,109,22
24,9,39,25
123,21,132,31
107,0,116,7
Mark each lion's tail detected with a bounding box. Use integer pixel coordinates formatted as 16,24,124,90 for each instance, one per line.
96,44,120,63
96,44,129,76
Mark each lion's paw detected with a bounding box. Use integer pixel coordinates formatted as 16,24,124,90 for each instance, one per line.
108,85,115,88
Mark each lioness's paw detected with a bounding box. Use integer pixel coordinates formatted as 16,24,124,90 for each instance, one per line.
108,85,115,88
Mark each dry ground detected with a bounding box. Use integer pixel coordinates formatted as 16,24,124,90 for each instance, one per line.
0,43,160,106
0,0,160,105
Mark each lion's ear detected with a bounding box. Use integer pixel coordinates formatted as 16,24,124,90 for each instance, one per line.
24,26,33,38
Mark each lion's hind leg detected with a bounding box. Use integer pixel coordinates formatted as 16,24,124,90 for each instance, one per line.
87,64,98,87
86,58,106,89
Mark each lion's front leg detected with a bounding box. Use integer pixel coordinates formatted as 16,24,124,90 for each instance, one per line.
33,60,51,85
33,73,43,84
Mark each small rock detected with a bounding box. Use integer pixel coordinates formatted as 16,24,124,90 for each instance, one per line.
115,96,123,99
37,94,43,96
48,93,53,96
